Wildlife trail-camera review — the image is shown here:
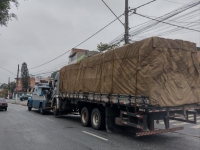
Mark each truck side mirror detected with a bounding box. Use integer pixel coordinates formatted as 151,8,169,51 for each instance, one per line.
49,81,52,88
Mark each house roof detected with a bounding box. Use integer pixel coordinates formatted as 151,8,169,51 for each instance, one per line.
69,48,89,57
85,51,100,57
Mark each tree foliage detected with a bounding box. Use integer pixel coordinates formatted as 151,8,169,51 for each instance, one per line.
97,42,119,52
21,62,30,92
0,82,15,98
97,43,111,52
9,81,16,93
0,0,19,27
0,83,8,89
0,83,8,98
0,88,8,98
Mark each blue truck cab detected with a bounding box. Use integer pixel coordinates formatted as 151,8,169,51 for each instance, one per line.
27,84,52,114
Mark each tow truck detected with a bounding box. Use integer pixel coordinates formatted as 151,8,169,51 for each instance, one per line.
27,83,52,114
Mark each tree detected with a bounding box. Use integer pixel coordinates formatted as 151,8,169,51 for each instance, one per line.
0,88,8,98
0,0,19,27
0,83,8,89
21,62,30,92
97,43,111,52
97,42,120,52
9,81,16,93
0,83,8,98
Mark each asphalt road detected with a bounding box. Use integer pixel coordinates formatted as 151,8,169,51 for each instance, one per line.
0,103,199,150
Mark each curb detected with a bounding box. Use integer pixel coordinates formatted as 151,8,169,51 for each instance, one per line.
10,103,27,106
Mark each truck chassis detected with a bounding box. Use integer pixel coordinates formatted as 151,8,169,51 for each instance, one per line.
49,92,198,137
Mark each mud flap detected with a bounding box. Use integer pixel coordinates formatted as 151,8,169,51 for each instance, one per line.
105,106,122,133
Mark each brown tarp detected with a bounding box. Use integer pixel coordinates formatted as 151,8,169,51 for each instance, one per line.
59,37,200,107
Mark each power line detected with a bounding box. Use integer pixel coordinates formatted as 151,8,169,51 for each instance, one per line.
29,13,124,70
135,12,200,32
109,0,200,45
30,0,161,71
0,66,16,76
32,52,101,76
101,0,124,26
33,70,57,76
162,0,185,5
31,61,68,74
130,0,157,11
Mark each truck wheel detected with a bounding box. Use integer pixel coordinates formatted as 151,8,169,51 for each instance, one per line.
53,101,59,116
81,107,91,127
53,108,59,116
28,106,32,111
4,108,7,111
91,108,103,130
39,106,45,115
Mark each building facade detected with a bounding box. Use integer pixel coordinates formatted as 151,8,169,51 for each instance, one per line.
35,76,50,84
13,77,36,99
68,48,100,65
15,77,35,92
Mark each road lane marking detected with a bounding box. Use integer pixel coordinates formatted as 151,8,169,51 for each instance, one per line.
172,122,188,126
169,120,177,123
82,131,108,141
157,120,178,124
46,118,55,122
190,124,200,129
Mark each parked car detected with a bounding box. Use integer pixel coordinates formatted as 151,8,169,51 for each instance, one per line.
20,95,31,101
0,98,8,111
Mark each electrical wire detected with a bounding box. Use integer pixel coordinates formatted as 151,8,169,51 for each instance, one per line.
30,0,161,71
30,0,200,76
101,0,124,26
130,0,157,11
0,66,16,76
161,0,185,5
109,0,200,46
135,12,200,32
29,13,124,70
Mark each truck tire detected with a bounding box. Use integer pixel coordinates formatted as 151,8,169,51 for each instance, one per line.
53,100,59,116
39,105,45,115
53,108,59,116
81,107,91,127
4,108,7,111
91,108,103,130
28,106,32,111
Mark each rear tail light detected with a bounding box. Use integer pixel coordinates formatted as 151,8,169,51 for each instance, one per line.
2,103,7,106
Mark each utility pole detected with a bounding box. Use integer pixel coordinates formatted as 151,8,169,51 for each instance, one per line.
15,64,19,103
124,0,129,44
8,77,10,99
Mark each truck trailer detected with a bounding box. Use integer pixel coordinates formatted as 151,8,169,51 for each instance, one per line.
28,37,200,136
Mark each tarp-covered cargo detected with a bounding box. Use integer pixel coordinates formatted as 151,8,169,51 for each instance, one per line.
60,37,200,107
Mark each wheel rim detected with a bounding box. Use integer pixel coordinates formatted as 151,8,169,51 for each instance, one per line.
53,106,57,112
92,112,99,126
82,111,87,123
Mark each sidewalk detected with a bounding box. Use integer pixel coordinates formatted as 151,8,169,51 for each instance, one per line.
6,99,27,106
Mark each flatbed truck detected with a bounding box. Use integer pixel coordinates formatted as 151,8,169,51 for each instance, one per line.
27,73,199,137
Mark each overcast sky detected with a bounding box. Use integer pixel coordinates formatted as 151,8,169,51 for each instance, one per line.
0,0,199,84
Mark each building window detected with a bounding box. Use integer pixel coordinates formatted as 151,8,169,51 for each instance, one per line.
70,54,77,62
